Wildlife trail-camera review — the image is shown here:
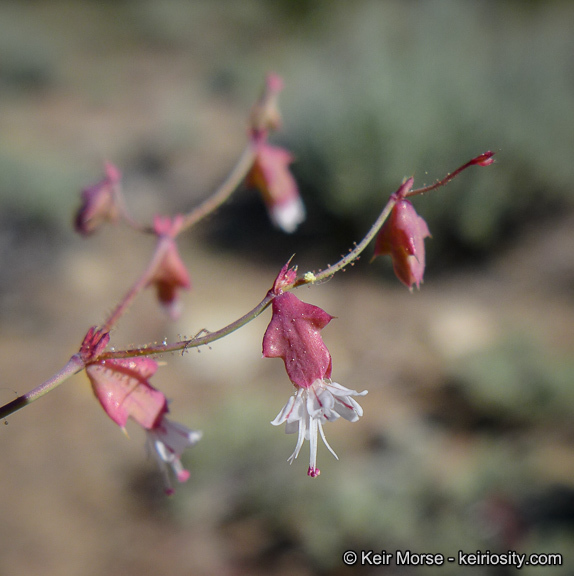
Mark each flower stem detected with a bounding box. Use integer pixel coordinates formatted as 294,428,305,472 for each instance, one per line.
102,142,257,332
99,290,276,360
293,192,399,287
0,355,85,420
102,237,170,332
113,182,150,233
180,143,256,232
406,151,495,198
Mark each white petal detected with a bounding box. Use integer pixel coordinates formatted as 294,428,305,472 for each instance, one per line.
306,389,323,418
271,394,296,426
347,396,364,417
317,388,335,414
326,381,368,398
323,409,341,423
144,417,201,494
288,414,307,463
286,393,305,424
333,400,361,422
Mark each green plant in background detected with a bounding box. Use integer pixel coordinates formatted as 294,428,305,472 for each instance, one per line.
270,1,574,260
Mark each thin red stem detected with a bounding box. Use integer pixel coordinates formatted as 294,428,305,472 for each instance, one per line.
406,151,495,197
180,143,256,232
101,237,170,332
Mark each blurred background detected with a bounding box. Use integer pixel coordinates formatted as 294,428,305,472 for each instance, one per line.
1,1,573,574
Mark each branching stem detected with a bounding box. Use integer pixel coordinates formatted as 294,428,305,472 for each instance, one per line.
0,151,494,419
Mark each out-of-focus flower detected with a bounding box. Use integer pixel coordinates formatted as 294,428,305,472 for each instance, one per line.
81,327,201,493
75,162,121,235
272,379,367,477
86,354,166,430
147,215,192,320
249,72,284,136
247,139,305,233
263,267,367,476
373,177,431,290
145,418,202,495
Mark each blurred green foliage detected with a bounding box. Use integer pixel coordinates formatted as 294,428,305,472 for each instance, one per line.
1,0,573,261
271,1,574,260
451,333,574,423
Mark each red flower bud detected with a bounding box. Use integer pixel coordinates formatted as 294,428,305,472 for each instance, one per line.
147,215,192,320
271,259,298,295
373,178,431,290
469,151,495,167
75,162,121,235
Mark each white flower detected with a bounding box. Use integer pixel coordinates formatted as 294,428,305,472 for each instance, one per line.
272,379,367,477
145,417,202,494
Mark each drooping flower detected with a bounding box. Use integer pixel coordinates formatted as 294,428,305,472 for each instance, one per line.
373,177,431,290
247,138,305,233
86,353,167,430
147,214,192,320
145,419,203,496
263,265,367,476
81,327,201,493
75,162,121,235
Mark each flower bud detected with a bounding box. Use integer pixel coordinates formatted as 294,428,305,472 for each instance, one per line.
147,215,192,320
469,151,495,167
75,162,121,235
373,178,431,290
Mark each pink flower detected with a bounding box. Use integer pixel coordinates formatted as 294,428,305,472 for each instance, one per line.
75,162,121,235
373,177,431,290
247,139,305,233
81,327,201,493
86,354,167,430
263,266,367,476
147,215,192,320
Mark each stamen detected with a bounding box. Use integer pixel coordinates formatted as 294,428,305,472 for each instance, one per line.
318,421,339,460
